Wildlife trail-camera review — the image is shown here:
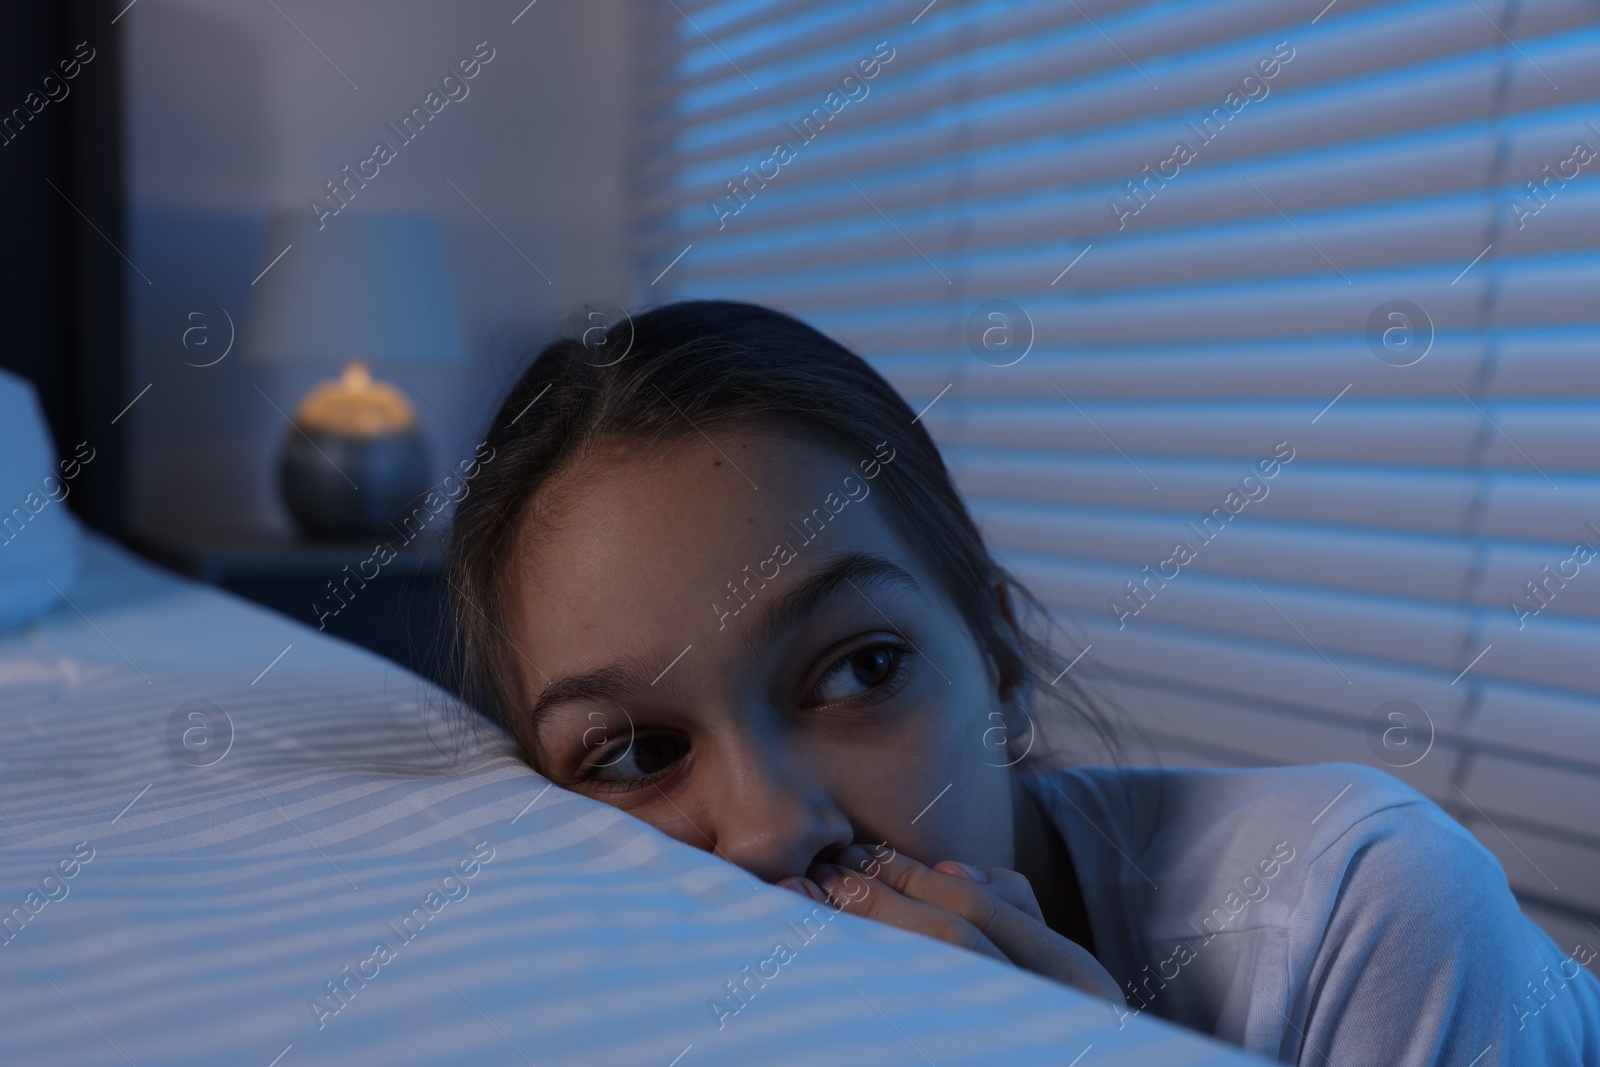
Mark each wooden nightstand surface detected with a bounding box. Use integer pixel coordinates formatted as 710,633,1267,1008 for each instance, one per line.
130,527,443,584
129,527,451,688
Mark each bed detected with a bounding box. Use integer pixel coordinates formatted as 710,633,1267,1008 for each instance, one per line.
0,371,1264,1065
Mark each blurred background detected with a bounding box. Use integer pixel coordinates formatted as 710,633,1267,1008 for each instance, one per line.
2,0,1597,957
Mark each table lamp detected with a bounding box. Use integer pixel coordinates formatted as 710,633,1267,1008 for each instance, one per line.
244,211,464,540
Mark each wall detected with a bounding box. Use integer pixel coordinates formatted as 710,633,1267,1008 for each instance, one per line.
122,0,636,535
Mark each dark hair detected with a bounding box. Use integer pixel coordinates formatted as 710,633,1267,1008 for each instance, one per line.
445,300,1119,774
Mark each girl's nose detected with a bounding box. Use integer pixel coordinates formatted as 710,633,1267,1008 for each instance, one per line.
709,742,854,884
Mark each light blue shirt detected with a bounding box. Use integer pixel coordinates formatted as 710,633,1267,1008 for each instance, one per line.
1028,762,1600,1065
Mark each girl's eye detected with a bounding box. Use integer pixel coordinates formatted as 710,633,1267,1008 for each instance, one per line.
811,640,911,704
584,732,688,786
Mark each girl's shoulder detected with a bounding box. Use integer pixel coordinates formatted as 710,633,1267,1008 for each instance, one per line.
1031,760,1442,879
1029,762,1600,1064
1025,761,1484,985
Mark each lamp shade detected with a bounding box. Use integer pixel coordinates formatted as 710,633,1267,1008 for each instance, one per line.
244,211,464,366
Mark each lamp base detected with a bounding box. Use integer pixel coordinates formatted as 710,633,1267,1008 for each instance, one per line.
280,427,430,540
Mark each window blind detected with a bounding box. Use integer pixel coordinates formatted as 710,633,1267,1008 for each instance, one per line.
634,0,1600,946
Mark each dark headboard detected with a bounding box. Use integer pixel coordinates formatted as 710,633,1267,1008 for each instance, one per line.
0,0,126,536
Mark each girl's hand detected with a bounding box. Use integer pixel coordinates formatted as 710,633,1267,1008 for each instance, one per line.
782,844,1124,1005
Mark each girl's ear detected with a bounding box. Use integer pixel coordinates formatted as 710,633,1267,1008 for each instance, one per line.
984,580,1035,769
990,580,1027,705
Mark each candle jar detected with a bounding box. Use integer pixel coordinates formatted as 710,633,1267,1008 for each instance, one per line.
279,361,431,540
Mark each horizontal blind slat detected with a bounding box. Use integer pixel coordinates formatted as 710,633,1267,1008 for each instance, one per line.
750,274,1490,343
973,499,1477,601
879,343,1488,399
948,448,1482,533
1057,610,1475,717
1009,551,1472,669
1098,686,1459,799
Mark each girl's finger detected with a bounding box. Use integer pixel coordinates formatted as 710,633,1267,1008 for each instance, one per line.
804,862,1010,965
836,844,1034,951
932,860,1044,921
833,844,1121,1003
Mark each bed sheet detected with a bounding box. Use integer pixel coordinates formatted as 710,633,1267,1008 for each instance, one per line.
0,535,1266,1066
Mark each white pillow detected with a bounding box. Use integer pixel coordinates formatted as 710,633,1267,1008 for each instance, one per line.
0,368,84,627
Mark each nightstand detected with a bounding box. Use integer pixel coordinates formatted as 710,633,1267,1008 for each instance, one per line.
129,527,452,689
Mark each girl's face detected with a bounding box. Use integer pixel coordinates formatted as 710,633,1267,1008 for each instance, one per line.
505,429,1021,884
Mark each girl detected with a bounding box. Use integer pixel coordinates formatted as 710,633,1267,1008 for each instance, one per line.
446,300,1600,1065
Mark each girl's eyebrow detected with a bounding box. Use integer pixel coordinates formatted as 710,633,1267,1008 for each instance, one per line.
740,551,920,657
526,662,653,735
525,553,920,731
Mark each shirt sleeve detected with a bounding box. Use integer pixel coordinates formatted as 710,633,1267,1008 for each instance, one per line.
1290,801,1600,1067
